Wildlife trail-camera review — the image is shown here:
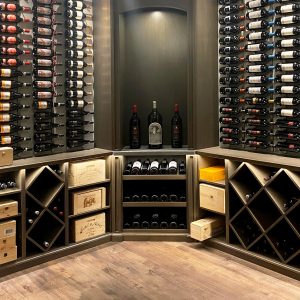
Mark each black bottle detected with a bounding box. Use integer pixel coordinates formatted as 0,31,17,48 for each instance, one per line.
129,104,141,149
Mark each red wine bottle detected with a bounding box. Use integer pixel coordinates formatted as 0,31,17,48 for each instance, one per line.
34,111,64,120
1,24,30,34
0,13,30,23
129,104,140,149
0,59,31,67
0,3,31,13
0,36,30,45
171,104,183,148
1,47,30,56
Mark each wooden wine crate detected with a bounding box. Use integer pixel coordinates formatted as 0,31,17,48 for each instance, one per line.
0,246,17,265
0,236,15,251
0,220,16,239
0,147,13,167
69,159,106,187
70,213,106,243
191,217,224,241
199,166,225,182
71,187,106,215
0,200,18,220
199,184,225,214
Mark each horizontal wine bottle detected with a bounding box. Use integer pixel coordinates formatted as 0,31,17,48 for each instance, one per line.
67,139,94,148
275,4,300,14
219,0,239,5
0,91,30,100
0,102,29,111
34,143,64,153
219,117,240,125
276,108,300,117
220,97,240,105
219,66,245,74
246,139,269,148
34,111,64,120
0,13,30,23
66,29,92,40
246,8,275,20
247,54,275,62
245,107,269,115
275,119,300,128
0,135,30,145
276,50,300,60
246,129,269,137
0,36,30,45
246,20,274,30
245,42,274,52
66,100,93,108
66,80,92,89
66,19,89,30
245,97,271,105
220,136,241,145
275,86,300,94
65,90,92,98
67,1,88,10
67,110,93,117
66,50,92,59
0,3,31,13
246,87,274,94
276,75,300,83
66,60,92,69
220,87,245,95
276,142,300,152
0,113,29,122
276,131,300,140
66,10,89,21
275,27,300,37
1,47,30,56
35,27,63,37
33,80,62,89
219,15,245,25
220,126,241,135
13,146,31,155
219,76,244,84
1,25,30,34
34,133,64,142
0,80,30,89
219,56,245,65
245,118,269,126
66,70,93,79
34,122,64,131
0,69,30,78
67,120,94,127
246,75,274,83
220,107,240,115
219,25,245,34
246,0,275,9
219,4,245,15
67,129,94,138
275,97,300,105
219,46,245,55
34,101,64,110
0,59,31,67
0,124,29,134
276,39,300,48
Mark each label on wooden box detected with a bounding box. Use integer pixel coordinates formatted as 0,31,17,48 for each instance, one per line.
0,236,15,251
0,246,17,265
71,187,106,215
0,147,13,167
0,200,18,220
200,184,225,214
0,220,16,239
69,159,106,187
191,217,224,242
71,213,105,243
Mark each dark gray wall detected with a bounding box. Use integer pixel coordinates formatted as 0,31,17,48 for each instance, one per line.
119,9,188,147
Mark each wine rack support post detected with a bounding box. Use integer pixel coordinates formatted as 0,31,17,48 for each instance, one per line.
187,155,197,228
20,169,26,259
114,156,123,234
225,159,230,244
64,162,69,246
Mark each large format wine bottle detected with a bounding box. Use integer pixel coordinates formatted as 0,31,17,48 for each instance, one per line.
129,104,140,149
171,104,182,148
148,101,162,149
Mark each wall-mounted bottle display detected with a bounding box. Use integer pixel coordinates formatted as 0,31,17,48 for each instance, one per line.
218,0,300,157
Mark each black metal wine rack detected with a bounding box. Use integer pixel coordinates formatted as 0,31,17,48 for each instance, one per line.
219,0,300,157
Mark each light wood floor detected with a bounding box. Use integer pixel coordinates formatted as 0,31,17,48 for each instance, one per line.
0,242,299,300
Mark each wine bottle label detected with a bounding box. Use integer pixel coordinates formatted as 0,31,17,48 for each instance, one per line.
150,161,159,169
280,16,295,25
248,54,262,62
37,38,52,46
1,136,11,144
0,125,10,133
248,1,262,9
73,71,84,78
247,44,260,51
36,7,52,15
149,122,162,145
37,59,52,67
281,63,294,71
281,75,295,82
0,69,11,77
37,101,48,109
280,5,294,13
280,109,294,116
280,28,295,36
248,32,262,40
76,61,84,68
37,17,51,26
1,81,11,88
37,92,52,99
281,98,294,105
281,86,294,93
76,41,84,49
281,51,295,59
248,21,262,29
281,39,294,47
248,11,262,19
37,70,52,77
248,76,262,83
76,31,83,39
35,81,52,88
76,51,84,58
74,1,84,10
0,114,10,121
132,161,142,169
76,100,84,108
37,49,52,57
248,87,262,94
37,27,52,36
168,161,177,169
0,103,10,111
0,91,10,100
248,65,261,72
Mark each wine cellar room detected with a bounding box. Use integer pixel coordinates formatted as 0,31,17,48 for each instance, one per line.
0,0,299,299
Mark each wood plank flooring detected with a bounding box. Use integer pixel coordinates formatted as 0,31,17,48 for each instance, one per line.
0,242,299,300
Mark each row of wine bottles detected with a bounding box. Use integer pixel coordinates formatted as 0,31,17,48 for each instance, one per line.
123,159,186,175
124,194,186,202
129,101,183,149
124,213,186,230
0,180,16,189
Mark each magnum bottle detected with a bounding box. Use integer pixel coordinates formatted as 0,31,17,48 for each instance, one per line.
171,104,182,148
129,104,140,149
148,101,163,149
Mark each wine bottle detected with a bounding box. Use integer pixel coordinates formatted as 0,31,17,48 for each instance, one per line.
67,140,93,148
247,54,275,62
219,15,245,25
34,133,64,142
276,39,300,48
219,25,245,34
246,87,274,94
141,220,150,229
246,75,274,84
66,10,87,21
0,48,30,56
275,4,300,14
275,15,300,26
276,131,300,140
67,120,93,127
32,48,56,58
276,50,300,60
66,19,89,30
66,100,93,109
275,97,300,105
132,213,141,228
246,0,275,9
246,140,269,149
123,161,133,175
169,214,178,229
220,87,245,95
0,103,29,111
219,66,245,74
1,25,30,34
65,90,92,98
129,104,140,149
66,40,87,49
66,60,92,69
0,135,30,145
276,62,300,71
66,49,93,59
246,107,269,115
34,122,63,131
13,146,32,155
275,119,300,128
275,86,300,94
275,27,300,37
67,129,94,138
160,220,169,229
0,36,30,45
276,108,300,117
168,159,178,174
0,124,29,134
171,104,182,148
0,113,29,122
35,27,62,37
219,46,245,54
33,37,61,47
169,194,179,202
33,91,62,99
0,13,30,23
0,80,30,89
32,6,54,16
219,36,245,45
219,4,245,15
6,181,16,188
148,101,163,149
160,194,169,202
0,91,30,100
245,97,270,105
66,70,92,79
0,59,31,67
149,159,159,175
245,42,274,52
246,31,275,41
34,111,64,120
67,110,93,118
151,194,159,201
34,143,64,153
220,136,241,145
219,117,240,125
276,142,300,152
219,56,245,65
276,75,300,83
67,0,88,10
159,159,169,174
179,161,186,174
245,118,269,126
220,97,241,105
141,195,149,201
0,3,31,13
140,159,150,175
220,107,240,115
66,29,92,40
220,76,244,84
246,129,269,137
150,214,160,229
219,0,239,5
66,80,92,89
34,101,64,110
131,160,142,175
0,69,30,78
246,8,275,19
246,20,274,30
220,126,241,135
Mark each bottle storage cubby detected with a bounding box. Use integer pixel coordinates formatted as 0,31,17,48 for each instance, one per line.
0,171,21,196
123,207,187,231
228,160,300,266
